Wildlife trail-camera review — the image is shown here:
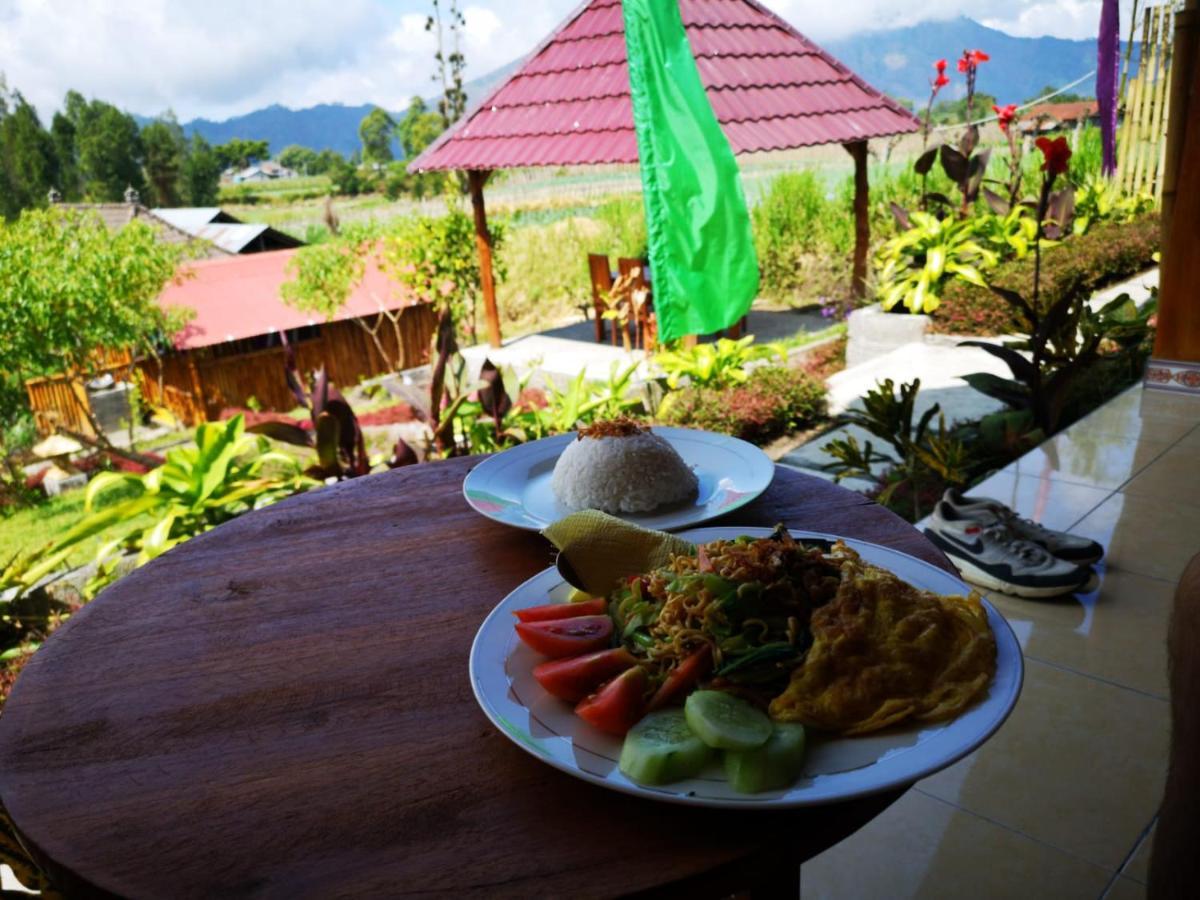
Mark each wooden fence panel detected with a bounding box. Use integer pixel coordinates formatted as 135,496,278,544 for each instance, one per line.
28,306,437,432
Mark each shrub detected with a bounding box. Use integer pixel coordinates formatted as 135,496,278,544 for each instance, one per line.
931,214,1160,336
753,171,829,300
659,366,827,445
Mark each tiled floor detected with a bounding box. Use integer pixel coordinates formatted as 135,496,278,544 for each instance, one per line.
802,384,1200,899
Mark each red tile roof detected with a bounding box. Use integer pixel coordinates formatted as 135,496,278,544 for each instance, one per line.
410,0,918,172
1021,100,1100,124
160,250,419,351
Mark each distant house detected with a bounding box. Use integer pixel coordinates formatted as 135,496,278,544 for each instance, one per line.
1019,100,1101,135
26,249,436,434
232,161,297,183
152,207,303,254
53,191,302,256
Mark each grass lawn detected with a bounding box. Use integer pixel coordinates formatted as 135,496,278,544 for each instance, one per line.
0,486,154,572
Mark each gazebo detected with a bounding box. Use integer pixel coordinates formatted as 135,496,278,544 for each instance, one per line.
410,0,919,347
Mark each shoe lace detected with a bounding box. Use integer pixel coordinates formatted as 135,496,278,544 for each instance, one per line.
982,524,1047,562
993,507,1049,539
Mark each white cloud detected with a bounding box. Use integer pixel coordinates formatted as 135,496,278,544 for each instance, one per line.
0,0,1126,123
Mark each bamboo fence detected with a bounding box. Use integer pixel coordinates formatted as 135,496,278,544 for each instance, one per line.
1118,2,1180,197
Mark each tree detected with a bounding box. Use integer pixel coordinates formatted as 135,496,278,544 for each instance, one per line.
426,0,468,130
69,97,145,201
358,107,396,164
311,148,343,175
49,112,81,200
397,96,443,160
278,144,318,174
327,155,363,196
181,134,221,205
0,89,58,219
140,115,186,207
214,138,270,170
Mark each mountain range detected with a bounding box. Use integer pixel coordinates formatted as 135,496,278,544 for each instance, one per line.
175,17,1102,158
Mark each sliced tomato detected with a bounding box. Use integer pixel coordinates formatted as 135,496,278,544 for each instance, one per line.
514,615,613,658
533,648,638,702
647,645,713,712
514,597,607,623
575,666,648,735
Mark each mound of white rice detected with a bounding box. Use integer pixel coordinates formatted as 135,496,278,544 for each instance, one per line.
551,428,698,513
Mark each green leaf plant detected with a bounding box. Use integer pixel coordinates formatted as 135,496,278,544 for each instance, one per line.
960,137,1156,434
821,378,971,522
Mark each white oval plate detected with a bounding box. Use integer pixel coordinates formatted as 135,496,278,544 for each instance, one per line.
461,428,774,532
469,527,1023,809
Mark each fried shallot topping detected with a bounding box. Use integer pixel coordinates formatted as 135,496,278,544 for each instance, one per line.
576,417,649,439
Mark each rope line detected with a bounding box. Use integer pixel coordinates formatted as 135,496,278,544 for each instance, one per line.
928,70,1099,132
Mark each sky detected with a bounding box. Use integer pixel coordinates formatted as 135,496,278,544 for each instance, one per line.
0,0,1124,123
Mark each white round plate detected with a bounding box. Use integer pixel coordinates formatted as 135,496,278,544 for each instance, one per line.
469,527,1023,809
462,427,774,532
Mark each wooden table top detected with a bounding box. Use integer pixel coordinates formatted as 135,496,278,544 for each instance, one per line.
0,459,956,899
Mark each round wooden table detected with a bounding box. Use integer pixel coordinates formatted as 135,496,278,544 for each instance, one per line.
0,460,955,899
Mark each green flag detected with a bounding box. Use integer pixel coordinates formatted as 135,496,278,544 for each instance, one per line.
623,0,759,344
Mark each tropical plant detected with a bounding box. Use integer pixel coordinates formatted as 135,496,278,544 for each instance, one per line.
822,379,971,521
974,203,1040,261
245,341,389,478
876,212,995,313
6,416,314,599
961,137,1158,433
653,336,783,390
1072,176,1155,235
659,366,827,445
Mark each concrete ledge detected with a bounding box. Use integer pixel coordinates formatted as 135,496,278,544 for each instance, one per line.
846,304,929,367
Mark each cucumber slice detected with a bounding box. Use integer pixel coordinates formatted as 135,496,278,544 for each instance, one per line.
684,690,772,751
724,723,807,793
567,588,593,603
618,710,713,785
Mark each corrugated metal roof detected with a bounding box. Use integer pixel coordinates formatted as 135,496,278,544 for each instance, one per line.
152,207,223,233
160,250,420,351
411,0,918,172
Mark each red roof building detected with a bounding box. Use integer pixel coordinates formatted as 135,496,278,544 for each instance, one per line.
410,0,918,346
161,250,417,351
411,0,917,171
140,250,435,424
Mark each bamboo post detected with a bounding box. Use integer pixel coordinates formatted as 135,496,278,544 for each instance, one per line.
467,169,502,348
1121,8,1155,191
1148,7,1174,197
1118,72,1142,187
1131,6,1161,194
1120,0,1143,105
844,140,870,300
1138,5,1170,193
1163,0,1199,255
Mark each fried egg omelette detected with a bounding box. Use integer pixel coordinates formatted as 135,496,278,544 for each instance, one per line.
769,542,996,735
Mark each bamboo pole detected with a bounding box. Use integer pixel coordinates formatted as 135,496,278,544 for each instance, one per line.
1150,7,1175,199
1132,6,1163,194
1123,7,1156,191
1120,0,1144,106
1162,0,1198,250
1117,72,1142,188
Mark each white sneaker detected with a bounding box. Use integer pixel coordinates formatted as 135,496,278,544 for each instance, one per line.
942,488,1104,565
924,500,1091,599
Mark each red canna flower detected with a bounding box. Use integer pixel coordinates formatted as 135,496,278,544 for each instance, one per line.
935,73,950,89
1036,136,1072,176
993,103,1018,132
957,49,990,72
935,58,947,74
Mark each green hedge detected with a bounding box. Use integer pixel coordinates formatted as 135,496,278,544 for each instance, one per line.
931,214,1160,336
658,366,827,445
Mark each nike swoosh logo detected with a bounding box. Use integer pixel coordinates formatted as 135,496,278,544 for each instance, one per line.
930,531,984,555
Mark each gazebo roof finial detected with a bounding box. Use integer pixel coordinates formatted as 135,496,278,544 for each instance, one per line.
124,185,140,205
47,186,61,204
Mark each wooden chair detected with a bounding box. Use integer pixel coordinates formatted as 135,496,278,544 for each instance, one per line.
587,254,614,344
617,257,656,351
